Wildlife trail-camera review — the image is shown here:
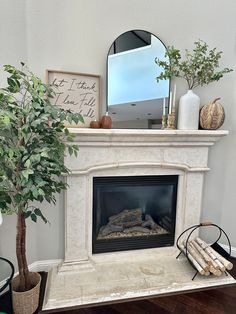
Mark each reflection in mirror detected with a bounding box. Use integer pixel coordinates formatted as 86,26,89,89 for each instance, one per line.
107,30,170,129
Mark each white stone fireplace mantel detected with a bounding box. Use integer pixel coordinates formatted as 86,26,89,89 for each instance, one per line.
68,128,228,145
62,129,228,265
43,129,235,312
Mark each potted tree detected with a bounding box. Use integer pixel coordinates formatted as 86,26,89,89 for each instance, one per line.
0,63,84,314
155,40,232,129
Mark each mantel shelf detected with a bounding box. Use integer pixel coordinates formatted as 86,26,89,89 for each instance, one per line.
67,128,229,146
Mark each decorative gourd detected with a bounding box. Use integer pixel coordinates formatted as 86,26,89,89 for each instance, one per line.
90,119,100,128
100,112,112,129
200,98,225,130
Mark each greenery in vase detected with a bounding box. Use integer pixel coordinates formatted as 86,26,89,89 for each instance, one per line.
155,40,233,90
0,63,84,292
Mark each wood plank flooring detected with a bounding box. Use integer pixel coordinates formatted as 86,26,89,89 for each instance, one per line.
45,257,236,314
52,286,236,314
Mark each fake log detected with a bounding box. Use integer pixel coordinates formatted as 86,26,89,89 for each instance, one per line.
108,208,142,228
179,235,234,277
183,241,210,272
190,239,225,272
179,243,205,275
99,224,123,237
142,214,158,229
195,237,233,270
209,266,222,277
190,239,212,266
98,208,168,239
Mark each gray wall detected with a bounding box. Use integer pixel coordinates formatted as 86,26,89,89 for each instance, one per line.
0,0,27,83
0,0,30,268
0,0,236,270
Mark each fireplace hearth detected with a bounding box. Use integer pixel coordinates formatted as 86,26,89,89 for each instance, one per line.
93,175,178,253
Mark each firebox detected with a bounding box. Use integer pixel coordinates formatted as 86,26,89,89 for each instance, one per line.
92,175,178,253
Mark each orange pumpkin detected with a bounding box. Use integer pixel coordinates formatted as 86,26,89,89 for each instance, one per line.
90,120,100,128
100,113,112,129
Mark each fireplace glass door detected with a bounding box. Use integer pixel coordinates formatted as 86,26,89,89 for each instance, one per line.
92,175,178,253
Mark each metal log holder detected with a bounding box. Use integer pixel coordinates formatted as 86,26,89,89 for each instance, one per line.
176,222,232,280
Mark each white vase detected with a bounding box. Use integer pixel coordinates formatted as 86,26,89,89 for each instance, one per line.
177,90,200,130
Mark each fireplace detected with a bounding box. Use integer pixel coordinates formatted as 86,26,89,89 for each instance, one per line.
43,129,230,311
92,175,178,253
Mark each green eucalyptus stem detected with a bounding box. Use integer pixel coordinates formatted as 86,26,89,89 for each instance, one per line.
155,40,233,90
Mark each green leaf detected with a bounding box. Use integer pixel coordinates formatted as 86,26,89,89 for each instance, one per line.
34,208,48,224
3,115,10,125
0,192,11,204
8,149,14,158
78,114,84,123
24,159,31,168
21,169,34,180
24,211,31,219
32,189,38,198
34,208,42,216
7,77,20,93
67,114,73,124
0,202,7,209
41,151,49,158
37,188,45,196
30,154,41,163
68,146,73,156
31,213,37,222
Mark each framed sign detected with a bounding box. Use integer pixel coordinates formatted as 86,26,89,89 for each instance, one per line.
46,70,100,127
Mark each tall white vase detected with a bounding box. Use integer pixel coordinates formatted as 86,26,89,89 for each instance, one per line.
178,90,200,130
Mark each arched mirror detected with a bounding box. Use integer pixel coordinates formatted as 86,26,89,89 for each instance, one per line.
107,30,170,129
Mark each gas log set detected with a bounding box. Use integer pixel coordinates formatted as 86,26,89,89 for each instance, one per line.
98,208,168,239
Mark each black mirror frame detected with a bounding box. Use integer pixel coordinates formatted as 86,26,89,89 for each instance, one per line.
106,29,171,128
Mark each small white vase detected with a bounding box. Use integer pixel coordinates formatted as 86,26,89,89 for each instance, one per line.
178,90,200,130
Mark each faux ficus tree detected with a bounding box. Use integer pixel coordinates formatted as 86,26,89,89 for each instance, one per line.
0,63,84,292
155,40,232,90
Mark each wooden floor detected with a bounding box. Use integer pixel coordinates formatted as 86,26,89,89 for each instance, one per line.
53,286,236,314
45,257,236,314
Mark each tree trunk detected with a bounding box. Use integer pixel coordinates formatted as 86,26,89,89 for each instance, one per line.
16,211,31,292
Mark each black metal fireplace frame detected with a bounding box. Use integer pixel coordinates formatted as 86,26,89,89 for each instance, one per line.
92,175,178,254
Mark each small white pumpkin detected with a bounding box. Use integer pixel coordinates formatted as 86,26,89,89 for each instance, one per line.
200,98,225,130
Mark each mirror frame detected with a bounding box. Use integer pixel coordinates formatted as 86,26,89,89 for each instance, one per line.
106,29,170,128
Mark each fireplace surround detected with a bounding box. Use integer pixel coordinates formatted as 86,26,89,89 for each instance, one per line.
43,129,235,311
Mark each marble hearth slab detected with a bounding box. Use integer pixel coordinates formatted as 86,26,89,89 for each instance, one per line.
42,248,235,311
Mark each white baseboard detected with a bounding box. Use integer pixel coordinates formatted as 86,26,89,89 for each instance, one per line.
0,259,62,291
28,259,62,272
219,243,236,258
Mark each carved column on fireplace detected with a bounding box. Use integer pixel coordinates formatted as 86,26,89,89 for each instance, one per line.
60,129,228,272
